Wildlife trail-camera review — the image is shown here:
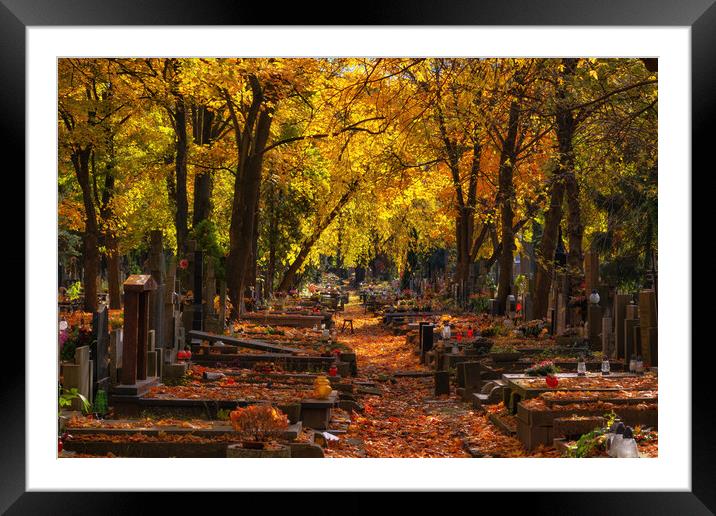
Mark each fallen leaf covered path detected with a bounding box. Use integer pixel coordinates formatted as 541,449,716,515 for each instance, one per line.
325,301,558,458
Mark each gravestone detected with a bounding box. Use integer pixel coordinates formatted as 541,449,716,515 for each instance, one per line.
488,299,499,316
434,371,450,396
638,290,657,367
218,280,227,333
203,259,219,333
62,345,92,410
119,274,158,390
626,301,639,320
614,294,631,360
624,318,639,360
146,350,157,377
108,329,123,386
556,294,567,335
523,292,534,322
601,316,613,357
461,361,482,401
587,304,601,351
91,305,110,395
163,256,178,361
419,323,434,364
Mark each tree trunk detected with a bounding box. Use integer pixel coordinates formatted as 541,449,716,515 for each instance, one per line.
226,99,273,317
496,97,522,315
174,97,189,256
72,147,99,313
266,184,278,298
564,167,584,292
192,170,213,227
534,178,565,319
277,182,357,292
534,58,578,319
245,200,260,297
106,231,122,309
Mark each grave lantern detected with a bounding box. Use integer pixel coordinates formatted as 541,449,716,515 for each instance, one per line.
589,289,600,305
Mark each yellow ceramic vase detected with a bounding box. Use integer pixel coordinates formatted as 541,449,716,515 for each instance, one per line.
312,376,333,399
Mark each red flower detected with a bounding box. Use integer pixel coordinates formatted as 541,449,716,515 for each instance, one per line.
179,259,189,270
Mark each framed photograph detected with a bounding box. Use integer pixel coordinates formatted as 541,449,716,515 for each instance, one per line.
5,0,709,512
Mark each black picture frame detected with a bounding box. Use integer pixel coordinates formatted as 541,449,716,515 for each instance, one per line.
3,0,708,513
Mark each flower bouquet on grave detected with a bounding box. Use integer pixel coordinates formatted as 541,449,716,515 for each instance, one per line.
229,404,289,450
526,360,560,377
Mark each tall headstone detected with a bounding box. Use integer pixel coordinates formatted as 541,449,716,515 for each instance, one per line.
163,256,178,362
638,290,657,367
120,274,158,386
148,230,166,350
624,318,639,360
556,293,567,335
203,258,219,333
192,249,204,336
614,294,631,360
419,323,434,363
108,329,123,386
523,292,534,322
601,316,613,357
587,304,601,351
91,305,111,395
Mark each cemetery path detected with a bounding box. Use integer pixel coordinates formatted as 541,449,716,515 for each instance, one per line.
325,304,560,458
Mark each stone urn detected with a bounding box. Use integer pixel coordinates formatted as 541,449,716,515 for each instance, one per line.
227,443,291,458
